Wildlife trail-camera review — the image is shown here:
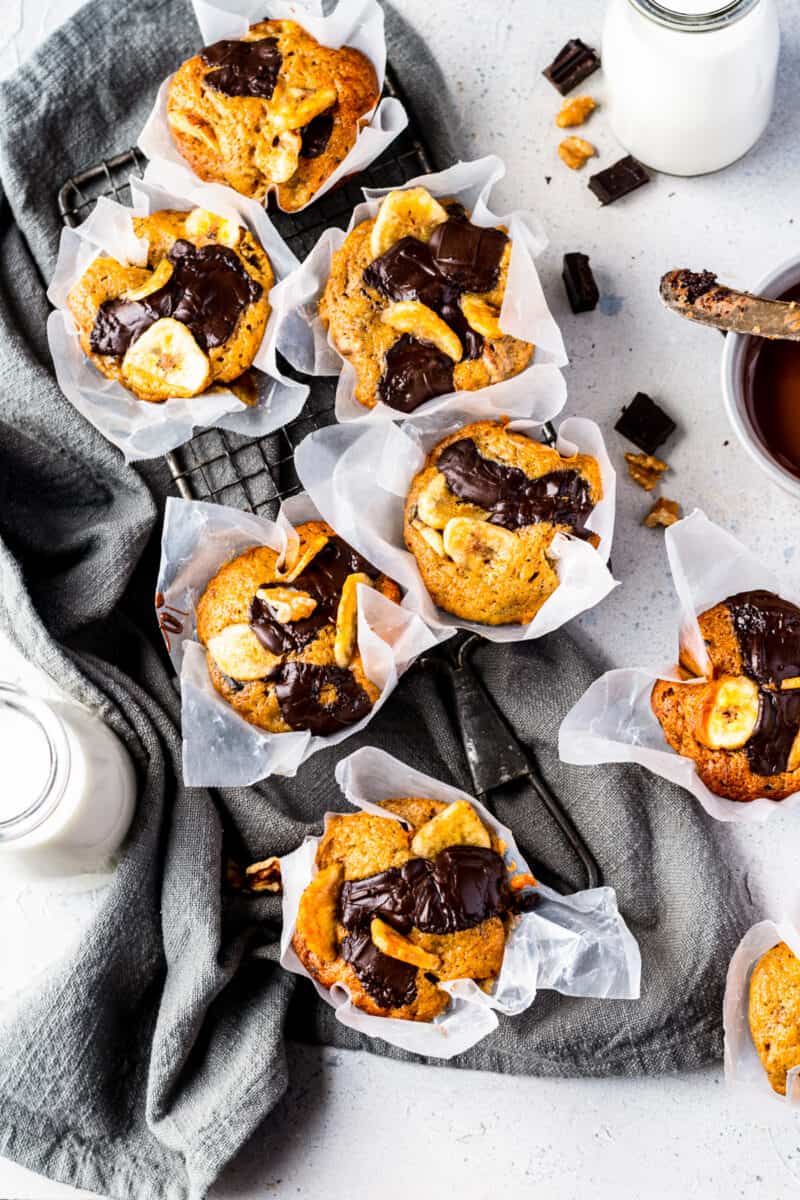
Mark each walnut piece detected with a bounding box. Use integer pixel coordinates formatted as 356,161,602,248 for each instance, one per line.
255,585,318,624
625,451,669,491
556,95,597,128
245,856,283,893
558,136,597,170
643,496,681,528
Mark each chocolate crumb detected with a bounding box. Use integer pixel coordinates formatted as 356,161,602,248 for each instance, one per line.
681,269,719,305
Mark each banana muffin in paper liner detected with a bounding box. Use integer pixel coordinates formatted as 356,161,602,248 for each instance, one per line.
724,920,800,1106
279,746,641,1058
559,509,800,823
137,0,407,213
155,495,443,784
294,400,617,643
269,155,569,423
47,165,307,461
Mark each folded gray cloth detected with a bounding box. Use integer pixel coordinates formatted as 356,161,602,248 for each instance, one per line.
0,1,752,1198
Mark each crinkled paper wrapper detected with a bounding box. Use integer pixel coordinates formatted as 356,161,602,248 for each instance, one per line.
138,0,408,214
46,165,308,461
294,403,617,643
155,496,440,784
724,919,800,1106
559,509,800,823
279,746,641,1058
270,154,569,423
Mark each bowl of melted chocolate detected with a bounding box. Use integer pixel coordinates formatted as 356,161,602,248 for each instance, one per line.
722,256,800,497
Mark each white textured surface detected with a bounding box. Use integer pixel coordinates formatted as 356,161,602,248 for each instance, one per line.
3,0,800,1196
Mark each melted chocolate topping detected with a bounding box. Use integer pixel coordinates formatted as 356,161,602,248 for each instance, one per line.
300,111,335,159
436,437,595,535
201,36,283,99
339,845,506,1009
362,215,508,412
725,590,800,776
91,240,262,357
274,661,372,735
248,536,376,655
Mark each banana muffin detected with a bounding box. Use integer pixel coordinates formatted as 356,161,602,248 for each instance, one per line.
403,420,603,625
652,590,800,802
166,20,379,210
319,188,535,412
293,795,522,1021
196,521,400,736
748,941,800,1095
67,207,272,403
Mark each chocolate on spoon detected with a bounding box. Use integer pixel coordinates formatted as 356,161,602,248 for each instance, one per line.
660,269,800,340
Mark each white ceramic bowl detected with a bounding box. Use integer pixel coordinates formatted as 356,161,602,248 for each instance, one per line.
721,256,800,499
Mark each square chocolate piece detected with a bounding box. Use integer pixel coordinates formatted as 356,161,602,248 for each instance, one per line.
563,252,599,313
615,393,676,455
588,156,650,206
543,39,600,95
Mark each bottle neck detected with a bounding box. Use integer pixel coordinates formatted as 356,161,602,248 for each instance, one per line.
0,684,71,843
627,0,761,32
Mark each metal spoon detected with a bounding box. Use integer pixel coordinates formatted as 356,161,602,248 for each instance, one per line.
660,268,800,339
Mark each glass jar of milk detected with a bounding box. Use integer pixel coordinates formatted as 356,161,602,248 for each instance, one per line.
0,684,136,875
603,0,779,176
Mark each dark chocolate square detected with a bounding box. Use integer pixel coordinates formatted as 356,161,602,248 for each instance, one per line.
562,252,599,314
588,156,650,206
543,38,600,95
615,393,677,455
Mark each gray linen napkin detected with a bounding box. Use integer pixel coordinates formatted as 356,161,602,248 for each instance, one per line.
0,1,752,1198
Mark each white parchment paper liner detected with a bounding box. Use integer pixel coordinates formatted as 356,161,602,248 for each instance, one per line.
46,165,308,461
137,0,407,215
269,154,569,423
294,403,617,643
155,496,440,784
559,508,800,823
724,919,800,1106
279,746,641,1058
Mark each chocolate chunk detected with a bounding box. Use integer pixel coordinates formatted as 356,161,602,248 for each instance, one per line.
274,661,373,735
91,240,262,357
427,219,508,293
299,111,335,159
377,334,454,412
543,38,600,95
615,392,676,455
562,252,599,314
588,155,650,206
201,36,282,100
341,930,418,1009
436,437,596,536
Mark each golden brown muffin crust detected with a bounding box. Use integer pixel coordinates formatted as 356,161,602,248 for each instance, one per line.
748,941,800,1095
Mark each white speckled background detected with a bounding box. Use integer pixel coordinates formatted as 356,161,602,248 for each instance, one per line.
3,0,800,1196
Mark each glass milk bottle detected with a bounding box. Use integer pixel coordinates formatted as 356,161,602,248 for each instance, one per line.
603,0,779,176
0,683,136,875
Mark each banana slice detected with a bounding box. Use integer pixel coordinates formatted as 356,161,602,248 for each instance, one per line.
416,472,482,529
123,258,173,302
442,517,519,571
411,519,445,557
184,206,242,249
334,572,373,669
695,675,760,751
207,622,281,681
788,728,800,772
460,295,503,339
298,863,343,963
254,128,301,184
382,301,462,363
370,917,440,971
121,318,211,399
369,186,449,259
275,533,329,583
410,799,491,858
781,677,800,690
273,84,337,133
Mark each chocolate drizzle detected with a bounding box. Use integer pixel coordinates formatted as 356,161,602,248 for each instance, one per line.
299,111,335,159
91,239,262,357
201,36,283,99
436,437,595,535
363,215,508,411
339,845,506,1009
725,590,800,776
274,662,372,735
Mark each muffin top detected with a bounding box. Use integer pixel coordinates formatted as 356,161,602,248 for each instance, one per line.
292,795,523,1022
66,207,272,403
404,420,602,625
196,521,400,737
749,941,800,1094
319,188,535,411
652,590,800,802
166,19,379,210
